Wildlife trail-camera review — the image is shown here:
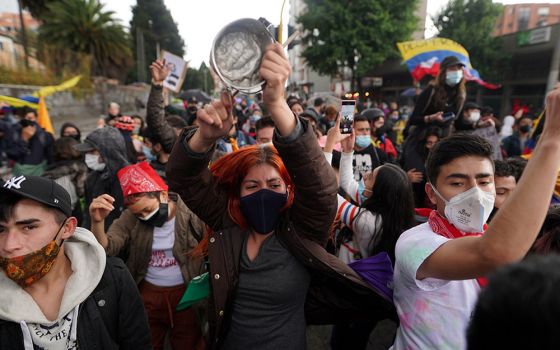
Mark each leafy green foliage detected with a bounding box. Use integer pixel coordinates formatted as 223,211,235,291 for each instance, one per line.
130,0,185,82
181,62,214,93
298,0,418,90
37,0,131,78
434,0,508,82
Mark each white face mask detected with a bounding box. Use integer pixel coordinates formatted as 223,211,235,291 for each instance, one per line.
431,184,495,233
445,70,463,87
468,111,481,123
85,153,106,172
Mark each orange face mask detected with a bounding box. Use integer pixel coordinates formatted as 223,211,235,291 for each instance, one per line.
0,220,65,288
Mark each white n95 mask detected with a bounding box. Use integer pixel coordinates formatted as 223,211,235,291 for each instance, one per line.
431,184,495,233
85,154,106,172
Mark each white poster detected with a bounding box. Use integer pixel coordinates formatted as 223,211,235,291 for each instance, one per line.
161,50,188,93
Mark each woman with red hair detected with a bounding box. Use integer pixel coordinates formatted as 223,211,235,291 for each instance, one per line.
167,43,394,349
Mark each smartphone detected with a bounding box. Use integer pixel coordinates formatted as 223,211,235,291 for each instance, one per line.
442,112,455,122
340,100,356,134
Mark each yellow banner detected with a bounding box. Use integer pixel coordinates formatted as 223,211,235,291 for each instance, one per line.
396,37,470,62
0,95,39,109
33,75,82,98
37,95,54,134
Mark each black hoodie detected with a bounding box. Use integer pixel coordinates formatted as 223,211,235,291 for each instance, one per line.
82,126,129,231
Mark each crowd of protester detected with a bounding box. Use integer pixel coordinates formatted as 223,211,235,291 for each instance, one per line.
1,42,560,350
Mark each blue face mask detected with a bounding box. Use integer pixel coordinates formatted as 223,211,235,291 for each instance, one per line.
357,179,369,204
143,145,156,162
355,135,372,148
445,70,463,87
240,189,288,234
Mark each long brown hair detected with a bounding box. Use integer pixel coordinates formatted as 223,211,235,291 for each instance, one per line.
189,145,295,257
430,67,466,112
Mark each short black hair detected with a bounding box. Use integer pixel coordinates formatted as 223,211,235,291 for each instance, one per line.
467,255,560,349
506,157,528,182
426,133,494,184
313,97,324,107
494,160,515,179
354,114,369,123
0,191,67,225
255,117,275,132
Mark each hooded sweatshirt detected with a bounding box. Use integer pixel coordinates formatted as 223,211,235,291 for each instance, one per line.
0,227,106,350
82,126,129,230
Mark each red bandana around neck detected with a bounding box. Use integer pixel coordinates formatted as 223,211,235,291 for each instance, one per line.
427,210,488,287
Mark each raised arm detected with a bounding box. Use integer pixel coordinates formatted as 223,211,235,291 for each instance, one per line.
166,86,235,230
417,87,560,280
147,60,177,153
258,43,337,244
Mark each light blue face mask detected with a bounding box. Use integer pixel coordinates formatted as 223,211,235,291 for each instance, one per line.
355,135,372,148
143,145,156,162
445,70,463,87
357,179,369,204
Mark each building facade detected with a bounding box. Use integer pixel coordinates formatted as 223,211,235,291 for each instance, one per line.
494,3,560,36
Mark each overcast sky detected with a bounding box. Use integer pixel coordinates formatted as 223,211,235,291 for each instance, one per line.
2,0,560,67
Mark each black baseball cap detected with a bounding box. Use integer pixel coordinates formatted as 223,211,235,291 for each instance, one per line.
300,108,321,123
1,176,72,217
440,56,466,71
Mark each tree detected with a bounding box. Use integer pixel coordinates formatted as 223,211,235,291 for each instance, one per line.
434,0,508,82
298,0,418,91
130,0,185,83
38,0,131,78
181,62,214,94
21,0,51,19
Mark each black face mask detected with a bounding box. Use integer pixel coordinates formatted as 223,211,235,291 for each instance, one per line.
375,126,386,138
139,203,169,227
519,125,531,133
240,189,288,234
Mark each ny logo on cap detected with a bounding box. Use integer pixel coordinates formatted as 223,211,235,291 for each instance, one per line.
3,176,26,190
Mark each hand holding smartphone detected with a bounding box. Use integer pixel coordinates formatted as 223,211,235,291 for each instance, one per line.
340,100,356,134
442,112,455,122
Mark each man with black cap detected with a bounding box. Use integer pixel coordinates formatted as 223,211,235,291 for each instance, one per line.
0,175,151,349
73,127,129,231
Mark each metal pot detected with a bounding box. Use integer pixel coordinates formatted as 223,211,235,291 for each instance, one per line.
210,18,275,95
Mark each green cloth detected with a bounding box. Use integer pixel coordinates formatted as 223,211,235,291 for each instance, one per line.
176,272,209,311
12,160,47,177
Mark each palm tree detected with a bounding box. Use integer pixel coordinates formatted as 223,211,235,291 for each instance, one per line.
38,0,131,77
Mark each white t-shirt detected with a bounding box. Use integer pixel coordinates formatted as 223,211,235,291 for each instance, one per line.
391,223,480,350
144,217,184,287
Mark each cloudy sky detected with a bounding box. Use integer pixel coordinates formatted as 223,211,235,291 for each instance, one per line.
2,0,560,67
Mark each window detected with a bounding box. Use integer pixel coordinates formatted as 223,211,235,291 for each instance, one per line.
538,7,550,16
518,7,531,31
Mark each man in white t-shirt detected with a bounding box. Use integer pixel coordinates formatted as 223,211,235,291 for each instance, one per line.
391,87,560,350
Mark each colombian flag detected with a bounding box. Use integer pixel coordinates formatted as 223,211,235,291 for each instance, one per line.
397,38,500,89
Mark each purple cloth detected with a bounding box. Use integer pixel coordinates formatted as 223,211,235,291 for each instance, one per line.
349,252,394,301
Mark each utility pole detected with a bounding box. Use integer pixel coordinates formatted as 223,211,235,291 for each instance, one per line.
136,27,146,82
17,0,30,70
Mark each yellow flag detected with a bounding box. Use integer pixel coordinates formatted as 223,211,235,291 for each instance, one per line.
0,95,38,109
33,75,82,98
37,95,54,134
